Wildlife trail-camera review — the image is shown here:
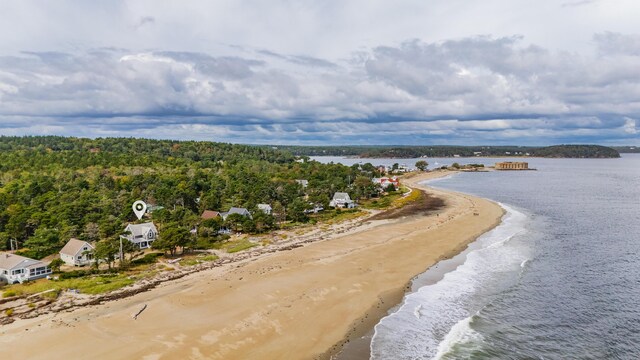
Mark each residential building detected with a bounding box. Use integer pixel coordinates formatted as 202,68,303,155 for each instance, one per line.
372,176,400,190
121,222,158,249
257,204,272,215
295,179,309,188
304,203,325,214
59,238,95,266
221,207,252,220
146,204,165,213
0,253,52,284
201,210,222,220
329,192,356,208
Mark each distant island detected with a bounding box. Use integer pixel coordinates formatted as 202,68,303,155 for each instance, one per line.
613,146,640,153
274,144,621,159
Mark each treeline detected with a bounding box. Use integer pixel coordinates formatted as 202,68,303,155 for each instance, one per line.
531,145,620,158
0,136,384,258
0,136,295,172
274,144,620,158
613,146,640,153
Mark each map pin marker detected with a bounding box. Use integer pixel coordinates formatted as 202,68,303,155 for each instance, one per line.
132,200,147,220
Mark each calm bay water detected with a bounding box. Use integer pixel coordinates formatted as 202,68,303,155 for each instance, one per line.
315,155,640,359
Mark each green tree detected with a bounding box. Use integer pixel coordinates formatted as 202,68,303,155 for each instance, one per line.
95,238,119,270
154,224,191,256
252,211,275,233
415,160,429,171
23,228,63,259
49,258,64,272
354,175,375,199
288,198,309,223
224,213,245,232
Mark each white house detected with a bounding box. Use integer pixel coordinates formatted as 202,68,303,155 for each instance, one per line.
221,207,252,220
121,222,158,249
372,177,400,191
329,192,356,208
0,253,52,284
304,203,325,214
59,238,95,266
257,204,272,215
295,179,309,188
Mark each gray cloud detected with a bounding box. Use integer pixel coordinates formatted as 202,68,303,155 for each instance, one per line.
134,16,155,29
0,34,639,144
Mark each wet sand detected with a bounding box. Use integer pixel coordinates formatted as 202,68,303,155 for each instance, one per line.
0,171,504,360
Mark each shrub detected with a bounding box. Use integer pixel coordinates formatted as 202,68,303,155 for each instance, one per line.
59,270,89,280
5,308,14,316
49,258,64,272
131,252,163,266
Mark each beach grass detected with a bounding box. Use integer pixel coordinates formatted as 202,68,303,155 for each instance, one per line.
178,254,219,266
222,239,258,253
315,209,367,224
2,273,139,297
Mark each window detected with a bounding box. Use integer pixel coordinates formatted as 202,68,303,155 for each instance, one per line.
148,231,154,239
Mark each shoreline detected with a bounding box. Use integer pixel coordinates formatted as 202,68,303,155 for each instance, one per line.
328,172,505,360
0,171,504,360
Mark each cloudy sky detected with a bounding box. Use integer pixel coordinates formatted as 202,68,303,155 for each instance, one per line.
0,0,639,145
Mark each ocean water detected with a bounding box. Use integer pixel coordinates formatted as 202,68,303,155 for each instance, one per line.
315,155,640,359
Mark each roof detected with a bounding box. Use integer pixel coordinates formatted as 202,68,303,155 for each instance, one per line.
257,204,272,209
125,222,158,238
0,253,45,270
201,210,221,219
227,207,250,215
295,179,309,187
60,238,94,256
333,192,352,201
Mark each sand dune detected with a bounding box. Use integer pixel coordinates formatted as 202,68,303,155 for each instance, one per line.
0,172,504,360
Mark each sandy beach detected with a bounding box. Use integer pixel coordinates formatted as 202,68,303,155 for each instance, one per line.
0,171,504,360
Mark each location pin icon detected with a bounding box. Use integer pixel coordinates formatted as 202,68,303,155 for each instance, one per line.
133,200,147,220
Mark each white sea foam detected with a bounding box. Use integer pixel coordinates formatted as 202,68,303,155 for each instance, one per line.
370,204,531,360
433,315,483,359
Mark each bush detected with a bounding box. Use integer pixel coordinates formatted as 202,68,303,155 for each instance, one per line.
49,258,64,272
5,308,14,316
58,270,90,280
131,252,163,266
2,290,18,298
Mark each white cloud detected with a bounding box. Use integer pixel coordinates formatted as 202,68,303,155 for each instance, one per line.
0,1,639,144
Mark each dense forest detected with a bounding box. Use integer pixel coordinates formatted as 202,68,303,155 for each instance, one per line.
274,144,620,158
0,136,384,259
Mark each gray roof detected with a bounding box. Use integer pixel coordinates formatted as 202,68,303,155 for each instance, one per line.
228,207,251,215
333,192,352,201
222,207,252,219
60,239,94,256
0,253,45,270
125,222,158,238
257,204,272,210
